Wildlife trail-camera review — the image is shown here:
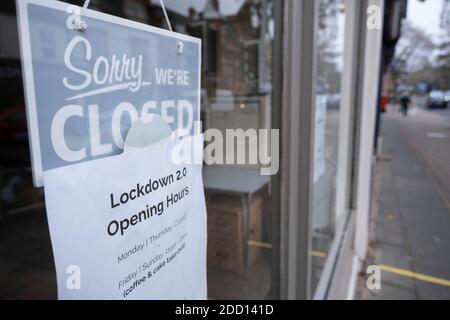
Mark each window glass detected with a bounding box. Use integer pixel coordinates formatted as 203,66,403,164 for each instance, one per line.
160,0,277,299
0,0,277,299
311,0,346,294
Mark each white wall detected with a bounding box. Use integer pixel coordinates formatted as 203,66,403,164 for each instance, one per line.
354,0,384,260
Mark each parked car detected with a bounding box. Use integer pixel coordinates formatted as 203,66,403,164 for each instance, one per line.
326,93,341,110
426,90,448,109
444,90,450,105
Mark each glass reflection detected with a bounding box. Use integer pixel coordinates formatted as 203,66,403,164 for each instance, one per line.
0,0,276,300
311,0,346,294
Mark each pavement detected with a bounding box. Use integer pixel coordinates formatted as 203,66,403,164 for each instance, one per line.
357,102,450,299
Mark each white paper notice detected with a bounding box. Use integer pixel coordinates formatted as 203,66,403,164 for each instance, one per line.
314,95,327,183
43,135,207,300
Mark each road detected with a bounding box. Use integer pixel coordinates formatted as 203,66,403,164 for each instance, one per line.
357,101,450,299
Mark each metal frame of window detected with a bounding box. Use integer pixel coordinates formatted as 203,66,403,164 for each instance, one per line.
270,0,284,300
278,0,319,300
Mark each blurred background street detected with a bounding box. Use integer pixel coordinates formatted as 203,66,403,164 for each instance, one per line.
358,100,450,299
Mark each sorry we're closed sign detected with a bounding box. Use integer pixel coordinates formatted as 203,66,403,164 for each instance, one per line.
17,0,201,186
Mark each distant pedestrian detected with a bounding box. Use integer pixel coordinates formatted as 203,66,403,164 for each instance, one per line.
400,94,410,116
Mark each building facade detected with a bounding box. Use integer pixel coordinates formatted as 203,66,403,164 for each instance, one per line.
0,0,393,299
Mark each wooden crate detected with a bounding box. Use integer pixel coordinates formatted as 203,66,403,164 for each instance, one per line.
206,193,263,274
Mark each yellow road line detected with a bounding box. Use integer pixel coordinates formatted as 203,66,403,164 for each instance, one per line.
311,251,327,258
244,243,450,288
379,264,450,287
247,241,328,260
247,240,272,249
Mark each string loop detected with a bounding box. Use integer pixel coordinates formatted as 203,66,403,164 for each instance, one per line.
75,0,176,45
159,0,172,32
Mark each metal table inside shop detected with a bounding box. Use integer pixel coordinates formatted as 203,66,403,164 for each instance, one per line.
203,166,270,273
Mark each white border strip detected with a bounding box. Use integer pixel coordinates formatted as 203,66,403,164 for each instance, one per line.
17,0,43,187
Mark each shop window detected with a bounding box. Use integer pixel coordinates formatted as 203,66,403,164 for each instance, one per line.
311,0,346,295
186,24,218,73
0,0,278,300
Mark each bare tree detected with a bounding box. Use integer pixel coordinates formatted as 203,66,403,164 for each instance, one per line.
392,20,436,75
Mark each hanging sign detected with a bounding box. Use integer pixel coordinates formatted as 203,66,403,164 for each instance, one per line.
17,0,201,186
44,134,207,299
